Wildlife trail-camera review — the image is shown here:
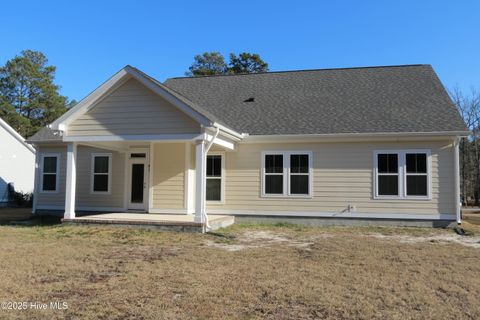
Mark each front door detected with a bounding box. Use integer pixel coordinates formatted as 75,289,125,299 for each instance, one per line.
127,151,149,211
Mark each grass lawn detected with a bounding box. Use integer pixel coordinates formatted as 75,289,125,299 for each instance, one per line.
0,221,479,319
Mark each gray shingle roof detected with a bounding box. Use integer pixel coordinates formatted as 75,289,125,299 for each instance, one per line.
164,64,468,135
27,127,63,143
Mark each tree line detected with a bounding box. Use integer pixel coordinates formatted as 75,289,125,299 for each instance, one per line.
1,50,478,204
451,88,480,205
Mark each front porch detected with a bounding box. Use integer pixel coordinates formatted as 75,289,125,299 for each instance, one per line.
62,213,235,232
50,129,239,232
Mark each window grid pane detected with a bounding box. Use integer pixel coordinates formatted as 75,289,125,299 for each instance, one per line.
265,155,283,173
93,175,109,192
206,178,221,201
43,157,57,173
290,175,309,194
290,154,309,173
265,175,283,194
207,155,221,177
94,156,109,174
42,174,56,191
378,154,398,173
378,175,399,196
406,153,427,174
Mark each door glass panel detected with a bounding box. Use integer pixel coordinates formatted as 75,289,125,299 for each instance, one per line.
131,164,144,203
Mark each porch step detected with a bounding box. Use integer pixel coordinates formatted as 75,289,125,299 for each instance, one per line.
61,213,235,233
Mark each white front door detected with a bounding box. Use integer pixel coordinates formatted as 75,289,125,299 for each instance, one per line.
127,150,149,211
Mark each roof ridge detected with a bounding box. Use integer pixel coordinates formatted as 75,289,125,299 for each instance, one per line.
165,64,430,81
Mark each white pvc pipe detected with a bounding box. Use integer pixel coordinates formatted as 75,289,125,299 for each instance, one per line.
454,137,461,225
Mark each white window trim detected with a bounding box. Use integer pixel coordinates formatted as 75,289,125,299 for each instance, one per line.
90,153,112,195
206,152,225,204
40,153,60,193
373,149,432,200
261,150,313,198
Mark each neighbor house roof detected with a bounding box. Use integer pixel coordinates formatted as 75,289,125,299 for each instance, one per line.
164,64,468,135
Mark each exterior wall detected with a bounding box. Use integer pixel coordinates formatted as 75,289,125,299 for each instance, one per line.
0,125,35,202
34,139,456,220
67,78,200,136
35,145,125,210
151,143,186,210
206,140,455,217
35,146,67,208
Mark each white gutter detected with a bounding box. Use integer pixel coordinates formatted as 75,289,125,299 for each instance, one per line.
202,127,220,230
244,131,471,142
212,122,244,139
454,137,461,225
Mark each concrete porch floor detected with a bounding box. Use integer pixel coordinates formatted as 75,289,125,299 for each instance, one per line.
62,213,235,232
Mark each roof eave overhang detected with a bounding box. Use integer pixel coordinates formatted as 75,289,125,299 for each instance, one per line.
242,131,471,143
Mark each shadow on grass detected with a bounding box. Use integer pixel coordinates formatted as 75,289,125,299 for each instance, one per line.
0,214,62,227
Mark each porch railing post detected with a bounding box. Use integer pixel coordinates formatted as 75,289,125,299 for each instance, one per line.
194,140,206,223
64,142,77,219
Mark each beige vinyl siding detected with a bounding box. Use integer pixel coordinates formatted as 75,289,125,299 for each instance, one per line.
75,146,125,208
67,78,200,136
36,146,67,207
151,143,185,209
207,140,455,216
36,145,125,210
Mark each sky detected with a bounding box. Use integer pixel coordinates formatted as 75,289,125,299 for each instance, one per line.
1,0,479,101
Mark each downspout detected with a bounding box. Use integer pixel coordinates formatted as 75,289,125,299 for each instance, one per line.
202,127,220,230
454,137,461,225
32,144,39,215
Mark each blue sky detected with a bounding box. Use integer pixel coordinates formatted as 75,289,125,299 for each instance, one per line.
1,0,479,101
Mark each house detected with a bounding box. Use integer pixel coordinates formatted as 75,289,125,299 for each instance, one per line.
0,117,35,205
27,64,469,228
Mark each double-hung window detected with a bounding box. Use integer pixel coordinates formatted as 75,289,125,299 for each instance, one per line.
206,154,224,202
262,151,312,197
41,154,59,192
91,154,112,194
374,150,431,199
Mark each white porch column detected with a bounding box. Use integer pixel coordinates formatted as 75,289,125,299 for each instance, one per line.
64,142,77,219
195,140,206,223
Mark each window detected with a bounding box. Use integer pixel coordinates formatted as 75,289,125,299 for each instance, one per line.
262,151,312,197
206,154,224,202
41,154,59,192
264,154,284,194
290,154,310,195
374,150,430,199
91,154,112,194
406,153,428,196
377,154,399,196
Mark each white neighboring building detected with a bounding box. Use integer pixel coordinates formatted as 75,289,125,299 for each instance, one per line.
0,117,35,204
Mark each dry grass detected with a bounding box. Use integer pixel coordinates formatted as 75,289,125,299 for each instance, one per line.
0,223,479,320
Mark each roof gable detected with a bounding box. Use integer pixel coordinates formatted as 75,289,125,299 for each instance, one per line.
49,66,216,133
66,78,201,137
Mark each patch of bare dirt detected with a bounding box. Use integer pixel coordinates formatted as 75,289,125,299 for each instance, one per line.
205,230,324,251
368,233,480,248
